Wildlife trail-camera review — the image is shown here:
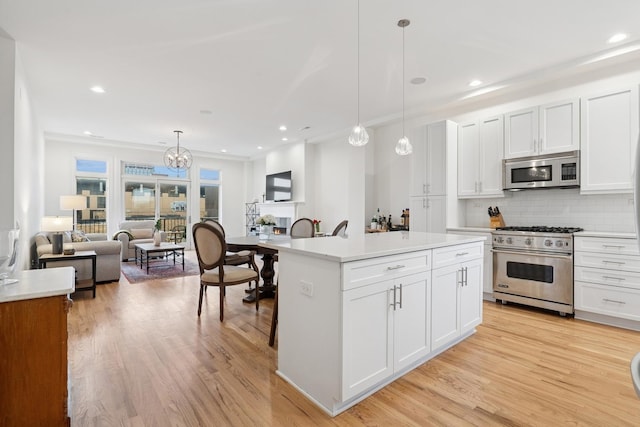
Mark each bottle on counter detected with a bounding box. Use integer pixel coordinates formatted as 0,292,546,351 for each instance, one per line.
400,210,405,226
405,208,410,229
387,215,392,230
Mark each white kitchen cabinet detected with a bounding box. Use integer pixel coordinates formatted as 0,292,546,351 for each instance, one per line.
458,116,504,198
504,98,579,159
410,120,453,197
580,86,639,194
409,195,445,233
447,230,493,300
431,244,483,351
574,235,640,331
342,270,430,400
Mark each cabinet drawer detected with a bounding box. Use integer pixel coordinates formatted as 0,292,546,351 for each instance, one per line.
575,281,640,322
574,266,640,290
574,237,640,256
432,242,483,269
574,252,640,273
343,251,430,291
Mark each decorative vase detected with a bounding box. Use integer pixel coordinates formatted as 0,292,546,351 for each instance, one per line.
153,229,161,246
260,225,273,240
315,223,320,233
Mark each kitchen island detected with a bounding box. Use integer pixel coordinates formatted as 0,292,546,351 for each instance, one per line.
0,267,75,426
261,231,485,416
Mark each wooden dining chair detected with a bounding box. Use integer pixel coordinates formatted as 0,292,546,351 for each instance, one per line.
203,219,261,309
290,218,315,238
332,220,348,237
192,222,259,321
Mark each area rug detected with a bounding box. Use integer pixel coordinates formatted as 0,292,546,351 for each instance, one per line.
121,258,200,283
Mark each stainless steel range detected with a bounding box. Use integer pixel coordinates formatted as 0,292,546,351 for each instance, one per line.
492,226,583,316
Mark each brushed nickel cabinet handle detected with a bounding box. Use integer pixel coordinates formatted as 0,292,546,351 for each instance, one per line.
602,298,626,304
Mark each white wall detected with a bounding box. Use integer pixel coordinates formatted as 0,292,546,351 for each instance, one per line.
266,142,306,202
0,34,15,230
44,138,249,239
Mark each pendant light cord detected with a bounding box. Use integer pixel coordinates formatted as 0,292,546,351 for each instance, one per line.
402,23,405,137
357,0,360,125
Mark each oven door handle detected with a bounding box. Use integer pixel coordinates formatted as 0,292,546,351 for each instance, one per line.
490,248,573,260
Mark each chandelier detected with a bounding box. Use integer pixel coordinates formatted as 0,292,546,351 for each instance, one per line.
163,130,193,171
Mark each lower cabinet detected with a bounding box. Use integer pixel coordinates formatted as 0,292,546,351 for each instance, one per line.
431,252,483,351
574,235,640,330
342,271,430,400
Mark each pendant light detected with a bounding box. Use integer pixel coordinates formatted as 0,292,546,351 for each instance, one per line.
395,19,413,156
348,0,369,147
163,130,193,171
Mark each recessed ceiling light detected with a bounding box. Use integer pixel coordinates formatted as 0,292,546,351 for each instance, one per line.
158,141,167,145
279,125,287,131
221,149,227,153
200,109,213,115
410,77,427,85
608,33,628,44
257,146,263,150
83,131,93,136
469,80,482,87
282,137,288,141
90,86,105,94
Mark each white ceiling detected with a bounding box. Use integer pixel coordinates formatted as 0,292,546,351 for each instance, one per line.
2,0,640,158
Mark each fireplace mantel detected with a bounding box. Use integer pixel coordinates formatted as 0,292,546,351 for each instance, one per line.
258,202,301,233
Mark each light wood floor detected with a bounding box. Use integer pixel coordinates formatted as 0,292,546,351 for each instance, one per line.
68,251,640,426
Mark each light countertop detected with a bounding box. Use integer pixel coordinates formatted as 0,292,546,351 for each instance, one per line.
259,231,485,263
575,231,637,239
0,267,75,303
447,227,494,234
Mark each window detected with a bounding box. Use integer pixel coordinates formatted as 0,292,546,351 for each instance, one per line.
75,159,108,233
200,168,220,222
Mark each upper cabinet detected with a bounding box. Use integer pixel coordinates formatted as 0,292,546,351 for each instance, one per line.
504,98,580,159
410,120,454,197
580,86,639,194
458,116,504,198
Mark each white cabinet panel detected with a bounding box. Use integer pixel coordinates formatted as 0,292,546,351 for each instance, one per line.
580,86,639,194
575,281,640,322
460,258,483,333
431,264,460,350
342,281,394,400
505,99,579,159
458,116,504,198
409,196,446,233
410,121,451,197
393,273,430,371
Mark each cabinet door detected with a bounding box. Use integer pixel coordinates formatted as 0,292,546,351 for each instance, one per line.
342,281,393,400
460,258,483,333
457,122,480,197
409,125,427,197
505,107,538,159
580,86,639,194
425,196,446,233
409,197,427,232
393,272,430,371
426,121,447,195
539,98,579,155
431,264,460,351
478,115,505,196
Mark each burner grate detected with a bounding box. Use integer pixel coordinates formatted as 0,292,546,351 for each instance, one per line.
495,226,583,233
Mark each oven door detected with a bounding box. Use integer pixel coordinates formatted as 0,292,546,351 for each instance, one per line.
493,248,573,305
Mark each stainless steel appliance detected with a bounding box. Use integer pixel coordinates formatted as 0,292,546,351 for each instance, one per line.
503,151,579,190
492,226,583,315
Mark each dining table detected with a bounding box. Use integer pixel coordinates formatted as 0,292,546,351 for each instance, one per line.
225,234,290,303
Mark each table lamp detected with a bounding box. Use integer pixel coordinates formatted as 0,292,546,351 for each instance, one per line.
41,216,73,254
60,195,87,230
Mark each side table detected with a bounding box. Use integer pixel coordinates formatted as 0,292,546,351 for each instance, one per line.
39,250,97,298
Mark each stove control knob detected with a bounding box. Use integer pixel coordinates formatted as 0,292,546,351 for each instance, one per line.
524,238,532,245
506,237,513,244
556,240,565,248
495,237,504,244
544,239,553,247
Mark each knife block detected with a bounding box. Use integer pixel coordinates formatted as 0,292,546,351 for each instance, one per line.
490,214,505,229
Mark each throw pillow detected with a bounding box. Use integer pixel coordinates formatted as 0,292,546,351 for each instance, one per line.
70,230,90,242
130,228,153,239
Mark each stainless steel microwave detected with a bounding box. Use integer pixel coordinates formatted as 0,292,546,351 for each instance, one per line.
503,151,579,190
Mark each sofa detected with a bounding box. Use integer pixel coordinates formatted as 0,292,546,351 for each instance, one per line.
35,231,122,283
115,220,166,261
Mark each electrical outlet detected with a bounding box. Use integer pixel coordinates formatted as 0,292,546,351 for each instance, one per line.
300,280,313,297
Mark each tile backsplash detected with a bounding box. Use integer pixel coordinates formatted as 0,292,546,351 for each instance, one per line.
464,188,636,233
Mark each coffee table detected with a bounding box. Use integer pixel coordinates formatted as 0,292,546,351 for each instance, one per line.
134,242,185,274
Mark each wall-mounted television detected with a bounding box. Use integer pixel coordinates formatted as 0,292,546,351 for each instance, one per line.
266,170,292,202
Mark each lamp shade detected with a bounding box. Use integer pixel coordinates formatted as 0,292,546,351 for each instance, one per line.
41,216,73,233
60,195,86,210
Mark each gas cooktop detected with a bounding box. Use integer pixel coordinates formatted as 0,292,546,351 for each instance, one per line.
495,226,583,234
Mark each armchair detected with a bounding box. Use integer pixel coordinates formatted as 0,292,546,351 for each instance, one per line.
115,220,166,261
